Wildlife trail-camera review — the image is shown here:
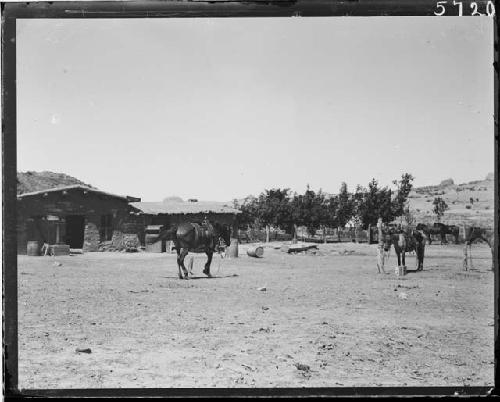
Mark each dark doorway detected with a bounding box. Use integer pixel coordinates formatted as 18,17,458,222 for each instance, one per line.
66,215,85,248
100,214,113,241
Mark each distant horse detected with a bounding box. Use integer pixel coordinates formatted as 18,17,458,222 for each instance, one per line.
416,223,457,245
382,228,425,271
433,222,460,244
152,222,231,279
463,226,494,271
416,223,443,244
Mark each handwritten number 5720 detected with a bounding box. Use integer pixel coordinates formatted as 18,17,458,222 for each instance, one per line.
434,1,496,16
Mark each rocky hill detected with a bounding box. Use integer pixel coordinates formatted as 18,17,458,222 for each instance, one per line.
17,171,95,195
408,173,494,228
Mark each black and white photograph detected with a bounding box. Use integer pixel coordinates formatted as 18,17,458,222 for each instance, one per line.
2,0,497,396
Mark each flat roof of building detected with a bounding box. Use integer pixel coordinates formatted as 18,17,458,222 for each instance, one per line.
17,185,140,202
130,201,240,215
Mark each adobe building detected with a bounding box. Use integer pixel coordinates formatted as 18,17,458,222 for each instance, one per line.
17,186,240,255
17,185,140,254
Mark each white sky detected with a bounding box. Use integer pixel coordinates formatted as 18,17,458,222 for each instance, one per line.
16,17,494,201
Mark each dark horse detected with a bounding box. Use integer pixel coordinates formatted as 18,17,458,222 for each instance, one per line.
382,228,425,271
463,226,494,271
416,222,459,245
152,222,231,279
415,223,443,244
434,222,460,244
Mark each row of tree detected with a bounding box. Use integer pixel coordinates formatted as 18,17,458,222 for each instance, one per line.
234,173,416,239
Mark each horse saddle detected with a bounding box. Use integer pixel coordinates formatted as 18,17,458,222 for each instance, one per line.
192,223,215,247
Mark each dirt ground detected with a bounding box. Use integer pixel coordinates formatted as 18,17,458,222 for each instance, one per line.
18,242,494,389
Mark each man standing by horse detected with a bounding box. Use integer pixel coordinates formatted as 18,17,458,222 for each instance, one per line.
381,221,426,272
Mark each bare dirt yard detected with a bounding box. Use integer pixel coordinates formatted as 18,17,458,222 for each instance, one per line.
18,242,494,389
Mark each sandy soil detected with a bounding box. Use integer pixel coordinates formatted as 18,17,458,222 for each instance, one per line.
18,242,494,389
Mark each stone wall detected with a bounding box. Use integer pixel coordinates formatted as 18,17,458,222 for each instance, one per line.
109,231,141,251
119,215,146,245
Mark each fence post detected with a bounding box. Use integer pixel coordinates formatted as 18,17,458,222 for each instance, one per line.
376,218,386,273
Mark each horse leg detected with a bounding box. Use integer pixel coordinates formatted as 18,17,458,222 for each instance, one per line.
482,235,494,271
187,255,194,276
463,243,474,271
415,245,421,270
468,244,473,270
419,244,424,270
176,248,184,279
401,251,406,268
203,250,213,277
178,248,190,279
377,246,386,274
376,247,381,273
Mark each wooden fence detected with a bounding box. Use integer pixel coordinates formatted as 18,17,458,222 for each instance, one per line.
238,227,375,244
238,226,472,245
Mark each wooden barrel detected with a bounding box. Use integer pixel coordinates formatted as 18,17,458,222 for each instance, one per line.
27,241,40,256
247,246,264,258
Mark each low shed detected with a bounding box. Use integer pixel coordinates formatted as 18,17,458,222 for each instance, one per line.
129,199,241,249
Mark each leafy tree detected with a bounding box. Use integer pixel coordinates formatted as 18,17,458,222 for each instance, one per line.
324,193,339,229
304,187,329,236
235,196,259,230
290,185,330,237
355,179,393,229
334,182,354,228
351,184,366,227
391,173,414,220
432,197,449,222
254,188,293,239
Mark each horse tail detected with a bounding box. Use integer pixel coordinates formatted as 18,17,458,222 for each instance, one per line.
151,227,177,243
